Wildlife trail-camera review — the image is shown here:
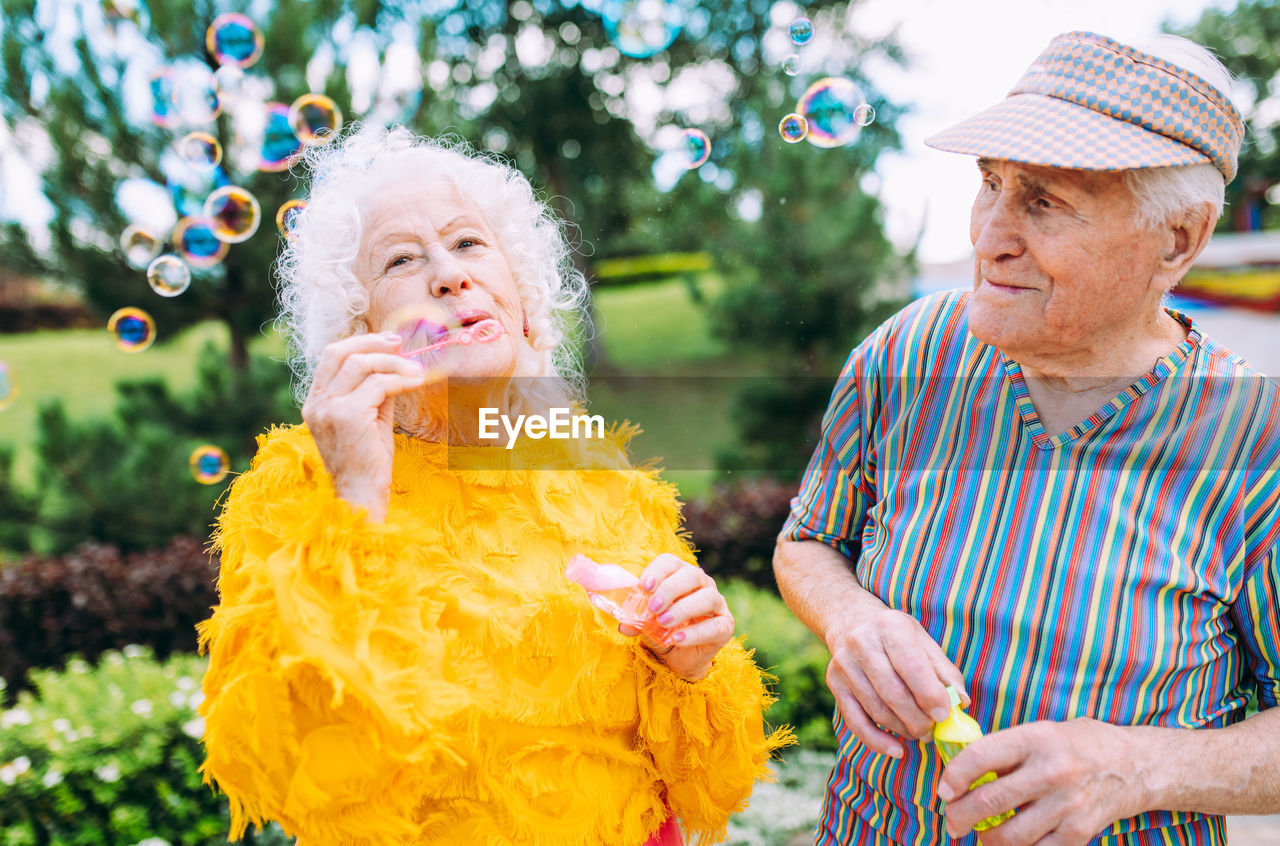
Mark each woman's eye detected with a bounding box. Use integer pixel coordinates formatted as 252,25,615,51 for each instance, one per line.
386,255,412,271
456,237,479,249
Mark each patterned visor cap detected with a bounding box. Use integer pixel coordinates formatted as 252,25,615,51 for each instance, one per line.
925,31,1245,184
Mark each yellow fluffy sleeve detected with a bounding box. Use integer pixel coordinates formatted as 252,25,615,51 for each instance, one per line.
632,638,796,846
196,426,468,842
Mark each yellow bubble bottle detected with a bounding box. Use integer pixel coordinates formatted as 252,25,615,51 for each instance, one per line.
933,685,1015,831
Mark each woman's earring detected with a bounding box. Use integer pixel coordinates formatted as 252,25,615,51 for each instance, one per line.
523,315,530,338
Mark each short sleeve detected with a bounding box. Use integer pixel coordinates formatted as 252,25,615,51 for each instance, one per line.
780,352,873,561
1231,542,1280,710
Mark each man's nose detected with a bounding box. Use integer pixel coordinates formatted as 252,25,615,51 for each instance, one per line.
971,194,1024,262
428,247,470,298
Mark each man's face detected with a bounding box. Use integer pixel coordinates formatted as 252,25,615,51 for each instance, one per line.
967,159,1169,366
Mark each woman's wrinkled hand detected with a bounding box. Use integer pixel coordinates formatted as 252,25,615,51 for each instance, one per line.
824,601,968,759
302,332,426,522
619,553,734,681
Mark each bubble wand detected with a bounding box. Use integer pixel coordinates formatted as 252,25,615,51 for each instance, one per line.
397,318,505,360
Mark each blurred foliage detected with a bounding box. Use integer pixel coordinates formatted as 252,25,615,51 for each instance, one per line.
0,647,293,845
0,343,296,555
0,537,218,704
724,579,836,750
1173,1,1280,230
684,476,796,588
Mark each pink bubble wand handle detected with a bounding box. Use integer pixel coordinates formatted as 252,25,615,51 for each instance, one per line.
398,318,505,359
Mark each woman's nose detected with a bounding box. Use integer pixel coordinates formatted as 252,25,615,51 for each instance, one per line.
428,248,470,298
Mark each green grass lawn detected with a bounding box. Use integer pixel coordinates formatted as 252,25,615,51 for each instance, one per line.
0,277,743,498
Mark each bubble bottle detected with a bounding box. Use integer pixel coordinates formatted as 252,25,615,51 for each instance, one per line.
933,685,1015,831
564,554,679,646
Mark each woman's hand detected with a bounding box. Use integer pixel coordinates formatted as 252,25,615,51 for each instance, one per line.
620,553,734,681
824,596,968,759
302,332,426,522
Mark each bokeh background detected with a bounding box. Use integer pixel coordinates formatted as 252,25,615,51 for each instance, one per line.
1,0,1278,843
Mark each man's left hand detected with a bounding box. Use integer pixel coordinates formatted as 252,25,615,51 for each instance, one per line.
938,718,1144,846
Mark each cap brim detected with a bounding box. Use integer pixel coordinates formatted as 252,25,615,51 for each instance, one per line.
924,93,1211,171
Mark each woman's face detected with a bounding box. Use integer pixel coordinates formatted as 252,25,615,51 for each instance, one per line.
354,170,524,384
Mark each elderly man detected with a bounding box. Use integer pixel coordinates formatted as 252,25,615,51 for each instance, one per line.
775,31,1280,846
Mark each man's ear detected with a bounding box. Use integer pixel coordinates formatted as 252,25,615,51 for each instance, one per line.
1155,202,1215,293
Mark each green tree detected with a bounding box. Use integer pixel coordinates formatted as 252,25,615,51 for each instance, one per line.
1173,1,1280,230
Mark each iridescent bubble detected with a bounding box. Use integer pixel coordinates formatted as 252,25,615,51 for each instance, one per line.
205,13,264,70
148,67,175,127
287,93,343,144
108,307,156,353
671,128,711,170
259,103,301,172
100,0,149,40
146,254,192,297
175,131,222,171
779,113,809,144
0,361,18,413
854,103,876,126
275,199,306,239
796,77,865,148
120,225,162,270
189,445,230,484
168,165,228,220
782,54,801,76
171,218,227,268
213,65,246,99
170,65,221,125
788,16,814,45
602,0,684,59
383,302,463,383
203,186,261,243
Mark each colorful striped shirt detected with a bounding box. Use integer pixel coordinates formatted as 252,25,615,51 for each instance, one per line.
782,290,1280,846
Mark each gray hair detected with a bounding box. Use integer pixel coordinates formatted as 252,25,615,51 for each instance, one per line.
1123,34,1236,231
275,124,589,413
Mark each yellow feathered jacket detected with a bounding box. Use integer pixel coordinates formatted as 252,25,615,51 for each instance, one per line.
197,424,792,845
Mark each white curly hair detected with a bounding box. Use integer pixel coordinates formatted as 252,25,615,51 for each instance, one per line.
275,124,589,416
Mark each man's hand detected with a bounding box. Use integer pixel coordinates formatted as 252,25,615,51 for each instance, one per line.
826,604,969,758
938,718,1142,845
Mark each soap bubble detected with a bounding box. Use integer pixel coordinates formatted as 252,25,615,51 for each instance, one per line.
669,128,711,170
120,225,161,270
275,199,306,239
788,16,814,45
205,13,264,70
148,68,174,127
259,103,301,172
213,65,246,99
146,254,192,297
782,54,801,76
189,445,231,484
108,307,156,353
168,164,228,220
779,113,809,143
0,362,18,413
172,218,227,268
383,302,463,383
100,0,149,41
170,64,221,125
854,103,876,126
602,0,683,59
203,186,261,243
288,93,343,144
175,131,221,171
796,77,865,148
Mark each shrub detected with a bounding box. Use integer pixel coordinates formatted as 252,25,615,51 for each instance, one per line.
0,538,218,704
0,647,290,845
724,580,836,751
684,477,797,591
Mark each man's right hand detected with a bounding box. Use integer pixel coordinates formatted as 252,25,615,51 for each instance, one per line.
825,601,969,758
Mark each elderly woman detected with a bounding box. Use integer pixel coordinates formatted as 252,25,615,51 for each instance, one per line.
775,32,1280,846
196,126,791,846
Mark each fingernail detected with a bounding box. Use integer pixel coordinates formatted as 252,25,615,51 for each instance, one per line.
648,596,663,613
672,631,685,642
641,576,655,591
886,745,903,758
657,612,674,626
937,783,955,801
381,331,399,342
931,707,951,723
